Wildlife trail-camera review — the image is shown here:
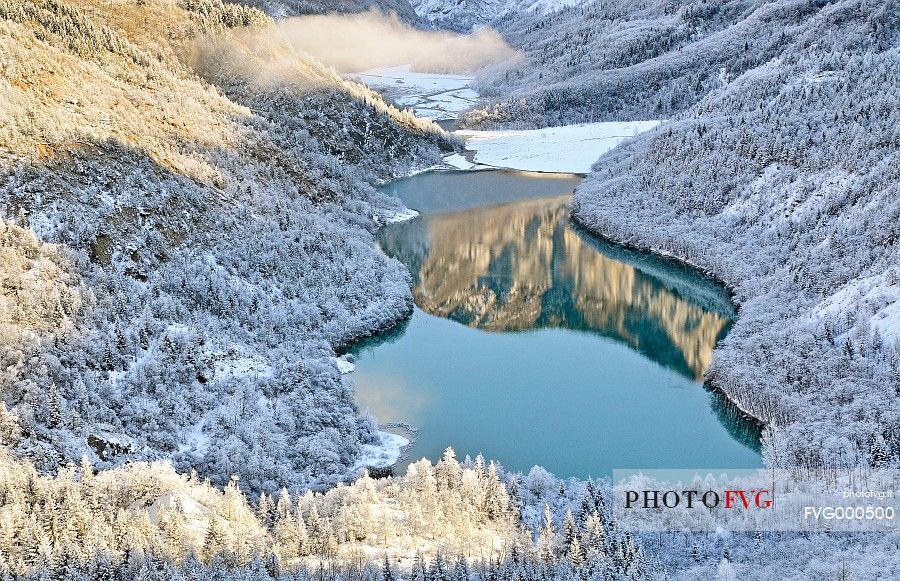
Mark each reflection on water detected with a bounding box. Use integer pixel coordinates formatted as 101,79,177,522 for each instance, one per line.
353,369,429,423
350,170,762,478
379,196,732,380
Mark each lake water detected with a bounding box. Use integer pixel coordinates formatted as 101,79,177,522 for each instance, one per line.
349,170,762,478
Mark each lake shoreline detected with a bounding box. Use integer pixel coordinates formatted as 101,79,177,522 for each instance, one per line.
350,65,766,473
567,211,768,431
348,169,763,477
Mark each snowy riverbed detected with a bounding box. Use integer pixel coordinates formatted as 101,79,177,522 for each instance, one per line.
348,65,476,122
352,65,661,174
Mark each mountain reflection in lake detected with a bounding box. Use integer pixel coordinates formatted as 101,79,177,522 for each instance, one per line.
378,195,732,381
351,170,761,478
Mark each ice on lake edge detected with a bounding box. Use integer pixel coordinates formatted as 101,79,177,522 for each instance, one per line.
353,431,410,471
378,207,419,225
456,120,663,174
331,354,357,374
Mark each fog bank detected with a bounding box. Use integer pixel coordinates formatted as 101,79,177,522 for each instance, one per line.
276,11,517,73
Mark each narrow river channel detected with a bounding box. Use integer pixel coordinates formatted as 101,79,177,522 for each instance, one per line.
349,169,762,478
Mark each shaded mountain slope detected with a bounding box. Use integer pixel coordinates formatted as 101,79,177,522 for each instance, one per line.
573,0,900,469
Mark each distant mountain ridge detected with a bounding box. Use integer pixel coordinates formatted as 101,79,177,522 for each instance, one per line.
236,0,421,20
409,0,579,31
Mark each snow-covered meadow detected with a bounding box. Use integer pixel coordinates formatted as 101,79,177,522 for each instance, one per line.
456,121,661,174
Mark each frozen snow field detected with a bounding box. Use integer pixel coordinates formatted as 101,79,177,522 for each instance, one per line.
456,120,662,174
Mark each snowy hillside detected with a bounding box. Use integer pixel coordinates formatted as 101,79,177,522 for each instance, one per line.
236,0,421,20
572,0,900,470
410,0,578,31
0,0,452,493
464,0,833,127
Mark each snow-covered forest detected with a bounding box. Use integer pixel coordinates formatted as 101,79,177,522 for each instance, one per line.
2,0,899,579
409,0,579,33
0,431,654,580
239,0,421,21
571,0,900,472
452,0,876,127
0,0,453,494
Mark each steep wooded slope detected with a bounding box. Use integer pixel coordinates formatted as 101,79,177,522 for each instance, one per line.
573,0,900,469
237,0,420,20
460,0,843,127
0,0,452,492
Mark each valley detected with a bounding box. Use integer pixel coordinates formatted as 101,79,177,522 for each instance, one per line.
0,1,898,580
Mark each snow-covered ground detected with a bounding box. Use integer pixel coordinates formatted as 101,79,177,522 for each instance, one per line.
331,354,357,374
456,121,662,174
442,152,482,170
214,355,274,381
348,65,476,121
351,67,661,174
815,269,900,344
353,431,410,470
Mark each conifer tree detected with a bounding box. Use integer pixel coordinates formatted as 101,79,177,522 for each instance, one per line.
410,552,427,581
484,462,509,520
294,510,310,556
474,455,485,482
47,382,62,429
381,554,396,581
569,536,585,566
452,555,469,581
203,517,226,561
276,488,292,522
257,492,275,530
79,456,93,487
584,512,606,560
430,552,448,581
562,510,577,555
538,504,555,563
436,447,462,491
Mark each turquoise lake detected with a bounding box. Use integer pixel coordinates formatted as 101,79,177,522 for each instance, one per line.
349,170,763,478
